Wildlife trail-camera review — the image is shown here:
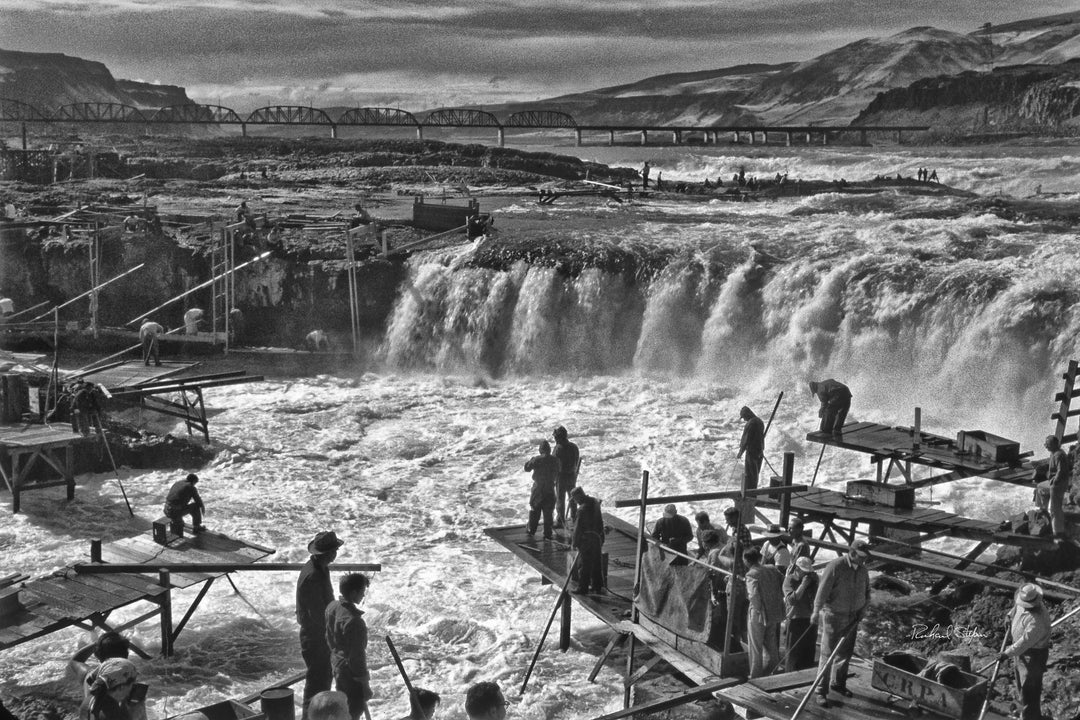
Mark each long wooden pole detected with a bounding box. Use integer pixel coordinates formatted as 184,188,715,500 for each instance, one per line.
790,616,861,720
975,603,1080,674
975,624,1012,720
5,300,51,321
762,391,783,439
125,251,270,326
520,552,579,695
27,263,146,322
75,562,383,573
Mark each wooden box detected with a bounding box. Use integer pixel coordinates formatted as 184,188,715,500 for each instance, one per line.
956,430,1020,463
0,586,24,618
412,196,479,232
846,479,915,509
871,654,987,719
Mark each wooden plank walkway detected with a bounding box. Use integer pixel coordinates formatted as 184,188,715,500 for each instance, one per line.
756,485,1056,550
808,422,1035,488
77,360,199,390
0,423,82,512
716,657,1007,720
0,527,274,652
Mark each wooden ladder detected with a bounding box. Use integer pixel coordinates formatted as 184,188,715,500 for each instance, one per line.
1052,359,1080,444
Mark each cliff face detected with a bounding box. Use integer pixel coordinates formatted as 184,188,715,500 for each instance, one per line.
0,49,193,110
854,63,1080,132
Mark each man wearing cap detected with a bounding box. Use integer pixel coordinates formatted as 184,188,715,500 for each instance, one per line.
163,473,205,532
653,504,694,566
552,426,580,530
809,379,851,434
569,486,605,594
1036,435,1071,540
999,583,1051,720
744,546,785,678
810,539,871,707
783,556,819,671
760,525,791,572
524,440,560,540
788,519,811,562
297,531,345,718
737,406,765,490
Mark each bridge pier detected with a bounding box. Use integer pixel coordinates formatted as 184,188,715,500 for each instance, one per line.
330,124,337,139
672,130,681,144
806,131,812,144
896,129,902,144
575,128,582,146
821,131,828,146
241,123,247,138
640,130,648,145
748,131,755,145
416,126,424,141
497,128,505,147
608,130,615,146
860,129,868,146
733,130,740,143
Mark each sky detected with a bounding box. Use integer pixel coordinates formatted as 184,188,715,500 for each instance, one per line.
2,0,1078,112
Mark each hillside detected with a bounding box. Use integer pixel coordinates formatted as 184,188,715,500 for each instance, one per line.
0,49,191,110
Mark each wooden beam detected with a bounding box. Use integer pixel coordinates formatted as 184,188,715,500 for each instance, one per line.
589,678,742,720
589,632,628,683
75,562,382,573
929,541,991,595
171,578,214,643
613,484,808,508
624,654,663,687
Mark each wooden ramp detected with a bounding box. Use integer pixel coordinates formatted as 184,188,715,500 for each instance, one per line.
0,527,274,655
0,422,82,512
76,360,199,389
716,658,1008,720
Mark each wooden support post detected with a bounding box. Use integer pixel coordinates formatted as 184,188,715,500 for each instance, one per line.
589,632,628,682
66,443,75,500
748,131,755,145
497,127,505,147
780,452,794,527
631,470,649,605
171,577,214,643
158,569,173,657
623,633,636,708
930,541,991,595
11,453,20,513
639,130,647,145
559,589,571,651
733,130,740,143
90,539,102,563
914,407,922,450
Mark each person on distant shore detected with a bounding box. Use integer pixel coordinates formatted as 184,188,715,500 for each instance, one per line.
1036,435,1071,539
308,692,350,720
737,405,765,490
809,379,851,434
569,486,605,595
524,440,560,540
139,320,164,367
640,162,651,190
297,531,345,718
811,539,871,708
999,583,1052,720
744,546,785,678
163,473,205,532
397,688,440,720
929,169,938,183
653,504,694,565
464,681,507,720
305,329,331,352
552,426,579,529
783,555,819,671
325,573,372,720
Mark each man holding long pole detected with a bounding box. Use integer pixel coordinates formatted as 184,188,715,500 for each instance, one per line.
809,539,870,708
999,584,1052,720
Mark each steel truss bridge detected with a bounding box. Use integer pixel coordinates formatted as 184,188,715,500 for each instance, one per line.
1,98,928,147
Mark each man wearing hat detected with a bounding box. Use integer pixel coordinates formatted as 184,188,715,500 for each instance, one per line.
810,539,871,707
297,531,345,717
783,556,819,671
163,473,205,533
809,379,851,434
744,546,785,678
552,426,580,530
653,504,694,566
788,519,811,563
999,583,1051,720
760,524,791,572
1036,435,1071,540
569,486,605,594
737,406,765,490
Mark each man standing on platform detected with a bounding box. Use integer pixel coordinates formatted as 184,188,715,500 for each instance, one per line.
811,539,870,707
325,573,372,720
297,531,345,719
524,440,560,540
744,546,785,678
783,556,819,671
653,504,694,565
1036,435,1072,540
569,486,605,595
737,406,765,490
999,583,1052,720
139,320,164,367
809,379,852,434
552,426,579,529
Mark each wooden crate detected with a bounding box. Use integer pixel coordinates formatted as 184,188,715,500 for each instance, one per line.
411,196,479,232
871,655,987,719
0,587,23,618
956,430,1020,463
846,480,915,509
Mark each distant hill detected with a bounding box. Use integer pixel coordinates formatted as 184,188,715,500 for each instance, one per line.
0,49,191,110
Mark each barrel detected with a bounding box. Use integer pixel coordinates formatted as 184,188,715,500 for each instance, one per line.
259,687,295,720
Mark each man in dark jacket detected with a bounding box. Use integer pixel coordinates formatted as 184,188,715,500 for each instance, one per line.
653,504,694,565
325,573,372,720
163,473,205,532
524,440,560,540
552,426,580,529
569,486,605,594
783,556,819,671
737,406,765,490
297,531,345,718
809,379,852,434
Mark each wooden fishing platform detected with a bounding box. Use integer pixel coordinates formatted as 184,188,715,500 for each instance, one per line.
715,658,1007,720
0,422,82,512
0,526,275,656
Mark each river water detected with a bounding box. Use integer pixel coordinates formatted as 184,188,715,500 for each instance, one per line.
2,141,1079,719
